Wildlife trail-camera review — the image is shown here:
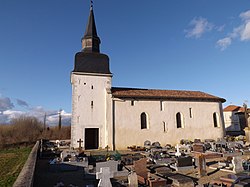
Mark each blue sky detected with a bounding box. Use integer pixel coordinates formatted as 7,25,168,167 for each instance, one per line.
0,0,250,125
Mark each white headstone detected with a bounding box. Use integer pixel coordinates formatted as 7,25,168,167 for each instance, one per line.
232,156,244,173
175,144,181,157
56,140,60,148
128,171,138,187
96,167,113,187
96,160,118,173
211,143,216,152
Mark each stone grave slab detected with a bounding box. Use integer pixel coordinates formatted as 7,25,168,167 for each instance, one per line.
154,166,172,176
168,174,194,187
154,157,175,165
148,173,167,187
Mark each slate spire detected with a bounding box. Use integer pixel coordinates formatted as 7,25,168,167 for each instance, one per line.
81,2,101,52
73,1,111,74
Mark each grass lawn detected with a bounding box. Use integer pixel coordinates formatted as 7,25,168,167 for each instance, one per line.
0,146,32,187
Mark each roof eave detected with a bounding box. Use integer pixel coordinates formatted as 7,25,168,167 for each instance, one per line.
112,95,226,103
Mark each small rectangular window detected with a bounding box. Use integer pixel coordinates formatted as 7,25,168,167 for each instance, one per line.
160,101,164,111
189,108,193,118
91,101,93,108
91,85,94,89
131,100,134,106
163,121,166,132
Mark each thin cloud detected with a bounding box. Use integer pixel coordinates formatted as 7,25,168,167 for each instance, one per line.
0,97,14,112
240,10,250,21
216,25,225,32
217,9,250,50
216,37,232,51
241,22,250,41
16,99,29,107
185,17,213,38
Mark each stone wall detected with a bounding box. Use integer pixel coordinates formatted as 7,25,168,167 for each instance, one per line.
13,141,39,187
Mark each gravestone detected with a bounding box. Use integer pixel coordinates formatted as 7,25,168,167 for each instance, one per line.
175,144,181,157
128,171,138,187
193,143,205,153
152,142,161,148
194,139,201,143
144,140,151,146
179,144,191,154
211,142,216,152
144,140,151,149
176,156,193,167
96,167,113,187
134,158,148,184
134,158,147,174
55,140,60,148
197,154,206,177
232,156,244,173
96,160,118,174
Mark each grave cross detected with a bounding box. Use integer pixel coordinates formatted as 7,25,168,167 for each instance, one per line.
96,167,113,187
77,139,83,150
105,145,110,152
175,144,181,157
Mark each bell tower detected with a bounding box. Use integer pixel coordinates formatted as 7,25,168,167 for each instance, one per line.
71,3,113,150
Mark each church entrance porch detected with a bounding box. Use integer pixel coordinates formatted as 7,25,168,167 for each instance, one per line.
85,128,99,149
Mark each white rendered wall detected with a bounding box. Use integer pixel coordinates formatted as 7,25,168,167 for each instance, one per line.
71,72,112,149
113,99,225,149
224,111,241,131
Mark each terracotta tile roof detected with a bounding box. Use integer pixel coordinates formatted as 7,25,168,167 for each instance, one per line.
111,87,226,103
223,105,245,112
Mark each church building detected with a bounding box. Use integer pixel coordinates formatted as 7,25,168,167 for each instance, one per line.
71,6,226,150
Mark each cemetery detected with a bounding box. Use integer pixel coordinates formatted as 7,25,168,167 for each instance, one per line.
26,136,250,186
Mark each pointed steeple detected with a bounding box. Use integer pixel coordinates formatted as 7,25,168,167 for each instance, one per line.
73,1,111,75
81,4,101,53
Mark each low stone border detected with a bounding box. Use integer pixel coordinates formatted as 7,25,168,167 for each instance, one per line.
13,141,39,187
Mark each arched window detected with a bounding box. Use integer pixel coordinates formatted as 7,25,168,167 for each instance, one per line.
176,112,184,128
213,112,220,127
141,112,148,129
